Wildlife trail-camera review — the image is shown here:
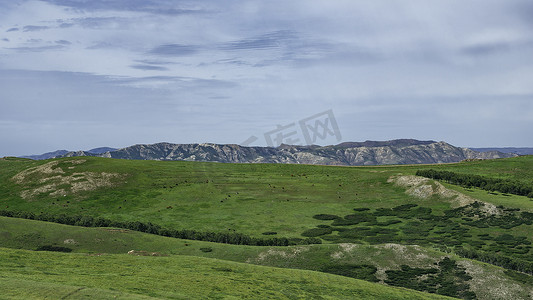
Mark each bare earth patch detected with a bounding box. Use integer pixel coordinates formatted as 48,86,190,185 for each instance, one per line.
127,250,167,257
252,246,310,263
12,160,125,200
331,243,360,259
458,260,533,300
388,174,499,214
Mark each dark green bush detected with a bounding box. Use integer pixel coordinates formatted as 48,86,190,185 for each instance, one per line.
262,231,277,235
301,227,332,237
36,245,72,252
312,214,340,220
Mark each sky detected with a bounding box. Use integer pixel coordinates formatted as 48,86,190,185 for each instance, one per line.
1,0,532,156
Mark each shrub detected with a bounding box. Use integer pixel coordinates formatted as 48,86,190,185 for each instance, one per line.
36,245,72,252
301,227,332,237
262,231,277,235
313,214,340,220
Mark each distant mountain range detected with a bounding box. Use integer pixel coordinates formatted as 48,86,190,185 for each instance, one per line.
19,139,518,166
470,147,533,156
20,147,117,160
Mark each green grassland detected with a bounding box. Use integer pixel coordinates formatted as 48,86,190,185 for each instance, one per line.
0,247,452,299
4,156,532,237
1,155,533,299
1,216,532,299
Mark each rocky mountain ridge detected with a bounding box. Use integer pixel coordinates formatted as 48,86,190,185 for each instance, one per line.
53,139,515,166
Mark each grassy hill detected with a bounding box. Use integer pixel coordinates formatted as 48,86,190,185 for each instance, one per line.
1,216,532,299
1,155,532,299
0,247,452,299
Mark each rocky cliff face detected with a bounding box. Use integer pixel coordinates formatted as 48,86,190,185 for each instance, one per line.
59,140,516,166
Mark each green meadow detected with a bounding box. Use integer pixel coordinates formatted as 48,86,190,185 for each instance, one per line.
0,155,532,299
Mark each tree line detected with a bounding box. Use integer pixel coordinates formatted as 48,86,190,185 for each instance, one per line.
0,210,321,246
416,169,533,198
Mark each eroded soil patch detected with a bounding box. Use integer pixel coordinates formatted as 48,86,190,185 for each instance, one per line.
12,160,125,200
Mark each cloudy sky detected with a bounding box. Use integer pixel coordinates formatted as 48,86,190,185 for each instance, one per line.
1,0,532,156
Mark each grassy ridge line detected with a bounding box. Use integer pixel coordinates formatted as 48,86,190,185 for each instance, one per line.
0,247,451,300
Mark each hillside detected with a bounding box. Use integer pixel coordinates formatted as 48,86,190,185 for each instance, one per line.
1,247,452,300
1,216,531,299
1,156,532,299
52,139,515,165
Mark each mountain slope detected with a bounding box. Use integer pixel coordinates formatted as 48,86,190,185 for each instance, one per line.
20,149,70,160
59,140,515,165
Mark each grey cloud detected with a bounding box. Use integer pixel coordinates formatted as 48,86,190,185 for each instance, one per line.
23,25,49,32
6,27,19,32
149,44,200,56
2,38,9,42
134,59,177,65
213,58,251,66
6,45,65,52
86,42,114,50
71,17,129,29
213,30,340,67
41,0,205,15
59,23,74,28
55,40,72,45
461,43,510,56
111,75,238,90
219,30,297,51
130,64,169,71
513,1,533,25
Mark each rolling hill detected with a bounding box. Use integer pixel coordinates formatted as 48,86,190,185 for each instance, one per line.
1,155,532,299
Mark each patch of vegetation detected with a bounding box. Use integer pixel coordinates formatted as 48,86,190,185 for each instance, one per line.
301,227,333,237
35,245,72,252
416,169,533,198
0,210,291,246
385,257,476,299
503,270,533,285
261,231,277,235
309,202,533,274
321,264,378,282
313,214,341,220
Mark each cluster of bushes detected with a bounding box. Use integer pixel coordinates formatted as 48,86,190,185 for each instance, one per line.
445,201,533,230
0,210,317,247
385,257,476,299
310,203,533,275
36,245,72,252
416,169,533,198
301,227,333,237
455,247,533,275
504,269,533,285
